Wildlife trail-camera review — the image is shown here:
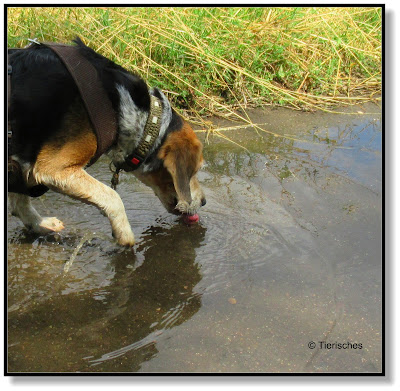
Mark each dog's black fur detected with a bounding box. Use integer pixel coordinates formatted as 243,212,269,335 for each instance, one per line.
8,38,182,167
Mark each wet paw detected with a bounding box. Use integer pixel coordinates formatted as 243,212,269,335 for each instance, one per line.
37,217,65,234
114,230,135,247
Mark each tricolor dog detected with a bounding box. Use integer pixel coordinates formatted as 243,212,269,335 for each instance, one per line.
8,39,206,246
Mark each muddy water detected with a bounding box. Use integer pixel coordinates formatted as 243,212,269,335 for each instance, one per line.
7,104,382,373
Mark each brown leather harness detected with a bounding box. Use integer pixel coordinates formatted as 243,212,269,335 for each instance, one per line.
45,42,118,165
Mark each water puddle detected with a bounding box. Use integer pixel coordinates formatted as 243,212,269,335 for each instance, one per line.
7,103,382,373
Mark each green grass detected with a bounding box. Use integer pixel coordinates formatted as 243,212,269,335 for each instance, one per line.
7,7,381,124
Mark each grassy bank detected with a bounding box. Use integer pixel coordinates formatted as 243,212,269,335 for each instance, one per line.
7,7,381,124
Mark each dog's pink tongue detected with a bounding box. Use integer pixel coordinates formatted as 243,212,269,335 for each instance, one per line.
182,213,199,224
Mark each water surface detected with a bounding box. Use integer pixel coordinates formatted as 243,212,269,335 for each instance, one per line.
7,104,382,373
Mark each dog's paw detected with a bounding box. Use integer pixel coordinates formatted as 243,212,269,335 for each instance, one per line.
37,217,65,234
114,230,135,247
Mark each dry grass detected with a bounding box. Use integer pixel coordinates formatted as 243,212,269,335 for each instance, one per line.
7,6,382,129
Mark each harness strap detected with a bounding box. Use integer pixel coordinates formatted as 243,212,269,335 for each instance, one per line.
44,43,118,165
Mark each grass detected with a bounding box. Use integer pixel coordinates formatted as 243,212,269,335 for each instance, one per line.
7,7,381,127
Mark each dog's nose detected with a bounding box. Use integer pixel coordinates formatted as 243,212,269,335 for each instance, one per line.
201,198,207,207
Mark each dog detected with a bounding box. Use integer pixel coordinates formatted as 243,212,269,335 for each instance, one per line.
8,39,206,246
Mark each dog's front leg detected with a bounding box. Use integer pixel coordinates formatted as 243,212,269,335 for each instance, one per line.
9,193,65,234
36,168,135,247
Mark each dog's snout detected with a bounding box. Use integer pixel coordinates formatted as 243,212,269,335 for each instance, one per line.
201,198,207,207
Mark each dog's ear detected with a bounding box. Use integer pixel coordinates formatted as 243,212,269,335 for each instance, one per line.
158,124,203,204
109,69,150,111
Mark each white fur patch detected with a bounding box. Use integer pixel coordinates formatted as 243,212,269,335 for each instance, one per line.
108,84,148,166
108,85,172,172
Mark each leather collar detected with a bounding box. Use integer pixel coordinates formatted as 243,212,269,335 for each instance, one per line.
123,95,163,171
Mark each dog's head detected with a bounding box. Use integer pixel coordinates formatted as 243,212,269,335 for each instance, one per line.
134,121,206,218
113,81,206,219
